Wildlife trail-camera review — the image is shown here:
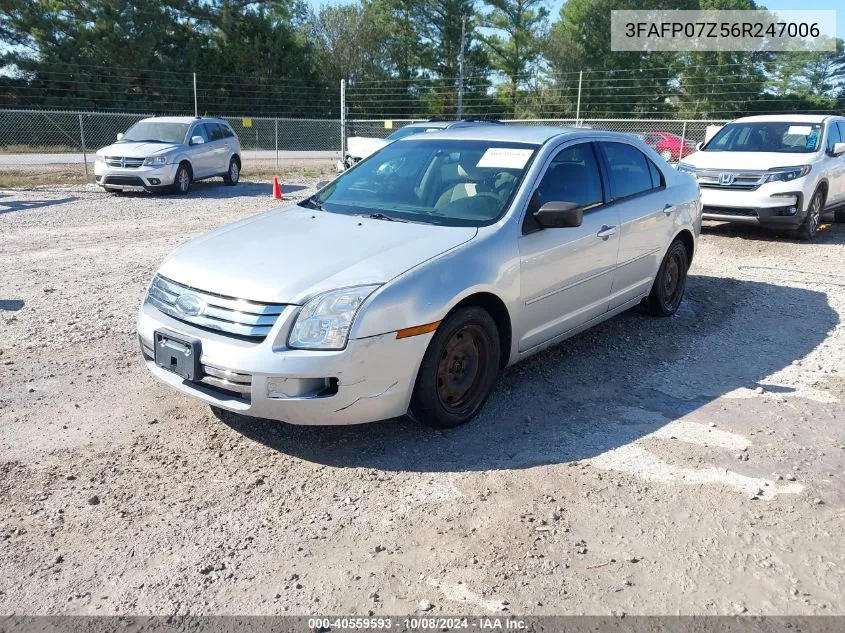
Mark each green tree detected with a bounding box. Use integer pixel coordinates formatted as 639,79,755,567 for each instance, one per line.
480,0,549,116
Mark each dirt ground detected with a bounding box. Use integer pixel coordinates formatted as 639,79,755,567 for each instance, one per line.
1,175,844,616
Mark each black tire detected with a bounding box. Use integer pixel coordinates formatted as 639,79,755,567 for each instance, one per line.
171,162,192,195
647,239,689,317
409,307,500,429
223,157,240,186
794,188,824,240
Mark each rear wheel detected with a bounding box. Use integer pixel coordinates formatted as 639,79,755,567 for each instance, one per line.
171,162,191,195
647,239,689,317
794,188,824,240
409,307,500,429
223,157,240,185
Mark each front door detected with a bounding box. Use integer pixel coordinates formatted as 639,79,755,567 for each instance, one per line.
187,123,215,178
518,142,620,352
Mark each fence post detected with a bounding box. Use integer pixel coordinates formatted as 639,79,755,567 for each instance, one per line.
575,71,583,126
679,121,688,160
78,113,89,180
193,72,198,117
275,118,279,171
340,79,346,164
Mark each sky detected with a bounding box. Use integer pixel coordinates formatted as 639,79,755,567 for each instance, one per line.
306,0,844,43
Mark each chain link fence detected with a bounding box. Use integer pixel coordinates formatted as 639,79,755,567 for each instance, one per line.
0,109,728,185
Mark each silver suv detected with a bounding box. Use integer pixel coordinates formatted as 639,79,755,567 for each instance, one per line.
94,116,242,194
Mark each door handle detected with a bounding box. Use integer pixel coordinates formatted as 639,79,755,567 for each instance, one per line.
663,203,674,215
597,225,617,239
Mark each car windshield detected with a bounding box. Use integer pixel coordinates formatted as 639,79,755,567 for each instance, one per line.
121,121,189,144
385,126,444,141
305,139,538,227
704,122,823,153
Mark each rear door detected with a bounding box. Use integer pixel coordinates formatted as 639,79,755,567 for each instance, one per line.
517,141,620,351
596,141,675,310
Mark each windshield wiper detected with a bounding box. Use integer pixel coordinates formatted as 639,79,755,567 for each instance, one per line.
301,198,326,211
362,212,407,223
124,139,168,143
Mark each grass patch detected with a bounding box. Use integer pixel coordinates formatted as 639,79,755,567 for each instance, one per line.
0,169,90,188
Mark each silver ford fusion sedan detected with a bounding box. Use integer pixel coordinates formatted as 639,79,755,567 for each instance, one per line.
138,126,702,428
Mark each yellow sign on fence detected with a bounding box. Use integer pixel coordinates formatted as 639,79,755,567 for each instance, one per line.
384,120,393,129
242,118,252,128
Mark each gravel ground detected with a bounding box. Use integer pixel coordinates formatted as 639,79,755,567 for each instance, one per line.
1,177,844,616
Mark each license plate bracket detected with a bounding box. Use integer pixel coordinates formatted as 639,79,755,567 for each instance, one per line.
154,329,201,381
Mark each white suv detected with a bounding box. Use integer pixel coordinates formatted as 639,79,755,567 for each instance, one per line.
94,116,242,194
678,114,845,239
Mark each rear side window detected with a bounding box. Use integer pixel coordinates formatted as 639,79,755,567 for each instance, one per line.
535,143,604,209
203,123,226,141
219,124,235,138
599,142,661,199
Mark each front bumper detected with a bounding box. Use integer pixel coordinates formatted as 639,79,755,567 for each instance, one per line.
137,301,432,425
700,186,806,227
94,162,179,189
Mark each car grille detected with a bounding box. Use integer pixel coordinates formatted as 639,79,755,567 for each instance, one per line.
145,275,286,340
105,156,144,168
140,339,251,398
703,206,758,217
696,170,765,191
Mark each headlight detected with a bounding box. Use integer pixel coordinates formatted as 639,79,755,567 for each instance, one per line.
762,165,811,183
288,285,380,350
676,162,697,175
143,156,168,166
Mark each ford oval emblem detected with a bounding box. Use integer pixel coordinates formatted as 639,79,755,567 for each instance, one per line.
174,293,205,317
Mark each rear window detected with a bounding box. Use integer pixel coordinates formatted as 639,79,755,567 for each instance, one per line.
704,122,823,153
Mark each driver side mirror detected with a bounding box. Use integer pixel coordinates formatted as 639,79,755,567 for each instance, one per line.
190,135,205,145
533,201,583,228
695,142,703,151
832,142,845,157
116,132,124,141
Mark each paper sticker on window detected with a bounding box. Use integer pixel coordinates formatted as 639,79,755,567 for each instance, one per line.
477,148,533,169
786,125,812,136
806,130,819,150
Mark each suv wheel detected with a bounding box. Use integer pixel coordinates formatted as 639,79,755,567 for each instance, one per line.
171,162,191,195
409,307,500,429
223,157,240,186
795,189,824,240
647,239,689,317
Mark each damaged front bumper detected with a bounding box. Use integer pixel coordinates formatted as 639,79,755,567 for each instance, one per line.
137,302,432,425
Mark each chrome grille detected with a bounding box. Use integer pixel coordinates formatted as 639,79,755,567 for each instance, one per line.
105,156,144,168
696,169,765,191
145,275,286,340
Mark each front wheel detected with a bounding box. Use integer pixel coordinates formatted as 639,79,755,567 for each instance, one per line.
660,149,673,162
409,307,500,429
223,157,240,186
647,239,689,317
171,163,191,195
794,189,824,240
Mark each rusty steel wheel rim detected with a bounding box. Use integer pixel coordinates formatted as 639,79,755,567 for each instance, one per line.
436,324,489,415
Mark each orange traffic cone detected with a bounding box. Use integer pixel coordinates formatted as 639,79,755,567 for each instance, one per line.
272,177,283,200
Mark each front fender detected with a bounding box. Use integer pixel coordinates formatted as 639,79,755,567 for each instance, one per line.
351,227,521,361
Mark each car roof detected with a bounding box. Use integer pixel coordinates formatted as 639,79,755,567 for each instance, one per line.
402,124,629,146
732,114,830,124
139,116,230,125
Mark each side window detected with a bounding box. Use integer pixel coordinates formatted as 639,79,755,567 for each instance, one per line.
600,142,657,199
535,143,604,210
221,124,235,138
826,122,842,153
190,124,209,144
203,122,224,141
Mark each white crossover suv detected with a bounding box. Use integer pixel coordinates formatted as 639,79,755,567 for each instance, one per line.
95,116,242,194
678,114,845,239
138,126,701,428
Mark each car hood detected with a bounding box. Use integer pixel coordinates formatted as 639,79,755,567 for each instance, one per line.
157,205,477,305
683,151,814,170
347,136,390,159
96,141,181,157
